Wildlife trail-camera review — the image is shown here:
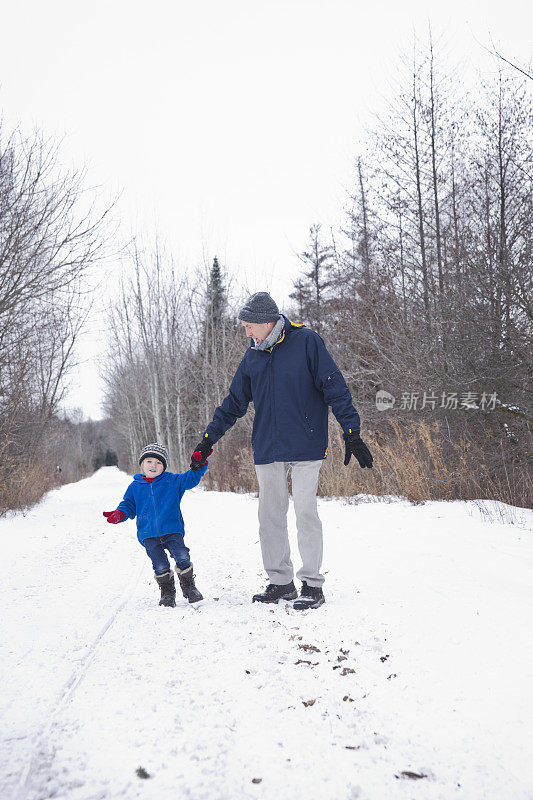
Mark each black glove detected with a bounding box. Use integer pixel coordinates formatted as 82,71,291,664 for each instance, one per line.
343,431,373,469
190,435,214,471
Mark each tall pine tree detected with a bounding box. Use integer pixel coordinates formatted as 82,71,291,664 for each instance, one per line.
289,224,334,331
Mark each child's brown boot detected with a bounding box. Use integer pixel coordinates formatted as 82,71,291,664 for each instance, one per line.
176,564,203,603
155,571,176,607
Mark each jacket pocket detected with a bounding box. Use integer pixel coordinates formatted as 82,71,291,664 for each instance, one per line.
304,412,315,437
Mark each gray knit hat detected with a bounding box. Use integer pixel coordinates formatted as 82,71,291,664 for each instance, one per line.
138,443,168,471
238,292,280,323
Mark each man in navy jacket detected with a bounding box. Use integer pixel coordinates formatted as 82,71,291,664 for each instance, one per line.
191,292,373,609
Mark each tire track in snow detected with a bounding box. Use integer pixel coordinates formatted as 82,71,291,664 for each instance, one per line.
12,560,145,800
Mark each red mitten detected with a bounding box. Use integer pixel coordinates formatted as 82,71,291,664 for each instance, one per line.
190,436,214,470
103,509,126,524
192,448,213,467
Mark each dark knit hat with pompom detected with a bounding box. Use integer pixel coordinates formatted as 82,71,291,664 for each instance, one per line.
138,443,168,471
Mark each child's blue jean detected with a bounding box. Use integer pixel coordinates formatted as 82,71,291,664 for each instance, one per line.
143,534,191,575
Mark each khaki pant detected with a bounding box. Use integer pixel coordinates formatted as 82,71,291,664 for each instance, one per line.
254,460,324,587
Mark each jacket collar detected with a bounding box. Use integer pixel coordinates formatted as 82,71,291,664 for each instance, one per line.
134,471,167,484
250,315,305,352
253,315,285,351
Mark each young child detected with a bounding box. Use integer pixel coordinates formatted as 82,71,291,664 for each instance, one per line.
103,442,211,607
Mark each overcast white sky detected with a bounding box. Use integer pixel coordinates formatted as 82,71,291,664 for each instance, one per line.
1,0,531,419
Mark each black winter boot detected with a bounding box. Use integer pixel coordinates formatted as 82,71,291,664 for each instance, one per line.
293,581,325,610
252,581,298,603
177,565,203,603
155,571,176,607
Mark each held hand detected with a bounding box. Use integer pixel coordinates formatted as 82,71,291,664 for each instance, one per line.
103,509,126,524
343,432,373,469
190,436,214,471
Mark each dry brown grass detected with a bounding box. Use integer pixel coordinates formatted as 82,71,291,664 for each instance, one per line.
320,418,459,503
321,418,532,507
0,463,59,516
204,416,532,509
3,418,529,516
203,439,259,495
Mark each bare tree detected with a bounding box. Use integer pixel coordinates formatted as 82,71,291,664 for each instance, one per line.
0,125,113,513
289,34,532,506
0,130,110,317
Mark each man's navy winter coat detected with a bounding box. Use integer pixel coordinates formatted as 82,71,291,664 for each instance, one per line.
205,317,360,464
116,464,208,544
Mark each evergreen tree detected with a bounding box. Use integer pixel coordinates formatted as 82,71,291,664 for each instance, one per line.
289,224,334,330
206,256,226,332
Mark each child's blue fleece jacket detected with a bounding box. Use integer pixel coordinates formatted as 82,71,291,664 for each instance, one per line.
116,464,208,545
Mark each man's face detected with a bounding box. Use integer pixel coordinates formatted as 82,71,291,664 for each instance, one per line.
241,320,275,343
143,458,164,477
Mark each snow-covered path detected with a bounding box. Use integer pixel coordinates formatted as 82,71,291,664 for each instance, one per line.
1,467,532,800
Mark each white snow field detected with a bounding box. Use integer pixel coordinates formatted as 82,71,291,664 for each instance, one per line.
1,467,532,800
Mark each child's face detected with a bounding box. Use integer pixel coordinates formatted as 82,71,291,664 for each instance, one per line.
143,458,164,477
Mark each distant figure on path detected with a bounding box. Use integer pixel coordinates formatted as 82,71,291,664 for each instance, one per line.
190,292,373,610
